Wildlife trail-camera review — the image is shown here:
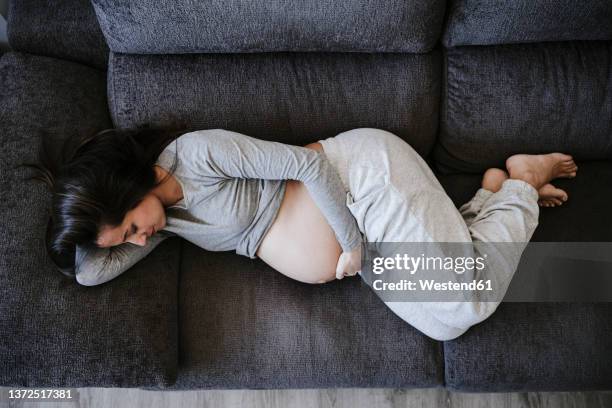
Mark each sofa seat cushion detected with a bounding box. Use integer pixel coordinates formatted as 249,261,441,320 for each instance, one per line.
166,244,444,389
0,52,180,387
442,302,612,392
108,51,441,157
436,160,612,242
7,0,109,70
436,167,612,391
434,41,612,174
92,0,445,54
443,0,612,47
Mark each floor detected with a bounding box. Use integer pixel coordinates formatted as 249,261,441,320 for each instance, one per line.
2,387,612,407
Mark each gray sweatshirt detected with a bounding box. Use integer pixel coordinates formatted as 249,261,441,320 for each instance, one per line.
75,129,363,286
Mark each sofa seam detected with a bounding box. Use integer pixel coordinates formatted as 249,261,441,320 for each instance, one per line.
107,51,117,127
441,44,450,389
175,236,184,385
439,0,454,48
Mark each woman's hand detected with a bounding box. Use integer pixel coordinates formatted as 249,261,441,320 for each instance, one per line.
335,244,362,279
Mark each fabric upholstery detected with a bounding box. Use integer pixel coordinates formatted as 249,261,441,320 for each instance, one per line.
436,160,612,242
164,244,444,389
108,51,441,157
442,302,612,392
0,52,180,387
7,0,109,70
443,0,612,47
437,165,612,391
91,0,445,54
434,41,612,174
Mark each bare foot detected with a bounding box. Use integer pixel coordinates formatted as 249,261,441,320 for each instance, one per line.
538,183,569,207
482,168,509,193
506,153,578,190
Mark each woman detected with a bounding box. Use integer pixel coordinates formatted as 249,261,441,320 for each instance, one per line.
23,125,577,340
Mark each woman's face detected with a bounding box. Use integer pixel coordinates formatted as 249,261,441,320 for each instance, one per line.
96,193,167,248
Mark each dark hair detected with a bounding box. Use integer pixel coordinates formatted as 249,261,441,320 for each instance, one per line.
16,122,193,279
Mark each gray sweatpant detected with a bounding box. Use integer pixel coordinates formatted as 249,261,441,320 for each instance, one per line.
318,128,540,340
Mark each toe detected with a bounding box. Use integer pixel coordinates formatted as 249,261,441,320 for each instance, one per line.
554,153,574,162
552,198,563,206
563,162,576,170
560,163,578,174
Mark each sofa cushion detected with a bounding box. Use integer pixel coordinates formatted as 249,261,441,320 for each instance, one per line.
436,161,612,242
7,0,109,70
442,302,612,392
0,52,180,387
434,41,612,174
163,244,444,389
92,0,445,54
436,167,612,391
108,51,441,157
443,0,612,47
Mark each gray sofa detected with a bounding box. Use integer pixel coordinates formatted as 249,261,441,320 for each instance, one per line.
1,0,611,392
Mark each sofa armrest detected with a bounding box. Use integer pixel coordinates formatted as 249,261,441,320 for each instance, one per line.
0,52,180,387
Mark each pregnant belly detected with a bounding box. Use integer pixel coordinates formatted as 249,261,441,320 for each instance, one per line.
256,144,343,284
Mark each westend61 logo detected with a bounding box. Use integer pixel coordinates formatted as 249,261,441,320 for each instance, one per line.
372,253,487,275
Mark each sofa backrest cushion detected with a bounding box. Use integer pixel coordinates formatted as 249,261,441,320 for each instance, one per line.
7,0,109,70
433,41,612,174
92,0,445,54
108,51,442,157
443,0,612,47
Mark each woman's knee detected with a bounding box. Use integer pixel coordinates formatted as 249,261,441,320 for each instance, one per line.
365,128,405,148
427,326,469,341
339,127,398,144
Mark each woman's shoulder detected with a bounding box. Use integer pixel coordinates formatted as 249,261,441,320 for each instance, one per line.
179,128,240,139
159,129,230,157
172,128,253,154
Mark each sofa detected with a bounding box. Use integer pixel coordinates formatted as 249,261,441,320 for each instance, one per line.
1,0,611,392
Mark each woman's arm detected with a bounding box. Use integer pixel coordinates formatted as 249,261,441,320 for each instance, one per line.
179,129,363,254
75,230,174,286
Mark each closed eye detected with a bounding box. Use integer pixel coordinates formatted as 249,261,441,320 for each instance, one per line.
123,222,137,243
